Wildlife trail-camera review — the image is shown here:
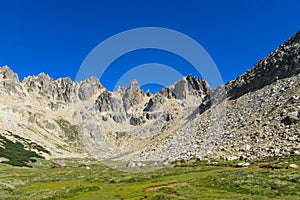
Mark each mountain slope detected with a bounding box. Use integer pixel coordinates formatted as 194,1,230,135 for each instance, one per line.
226,30,300,99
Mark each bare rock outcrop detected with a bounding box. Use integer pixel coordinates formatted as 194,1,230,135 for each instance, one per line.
122,80,145,112
160,75,210,101
0,66,23,95
226,30,300,99
77,76,103,101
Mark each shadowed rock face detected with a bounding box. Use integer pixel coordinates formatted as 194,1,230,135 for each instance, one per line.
95,90,121,112
143,95,165,112
186,74,210,95
23,73,75,102
23,73,55,95
94,80,146,124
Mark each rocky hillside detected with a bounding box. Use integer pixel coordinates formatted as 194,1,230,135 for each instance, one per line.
226,30,300,99
0,30,299,167
137,30,300,162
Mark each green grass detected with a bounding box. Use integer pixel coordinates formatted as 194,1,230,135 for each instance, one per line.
0,156,299,199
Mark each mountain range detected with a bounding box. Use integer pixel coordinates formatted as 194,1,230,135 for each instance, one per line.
0,30,299,168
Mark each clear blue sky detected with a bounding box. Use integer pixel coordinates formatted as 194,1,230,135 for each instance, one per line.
1,0,300,92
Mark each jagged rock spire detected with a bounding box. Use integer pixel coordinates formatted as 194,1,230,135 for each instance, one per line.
0,65,23,95
122,80,144,112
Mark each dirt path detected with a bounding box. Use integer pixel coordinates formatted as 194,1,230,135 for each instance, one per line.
144,182,187,192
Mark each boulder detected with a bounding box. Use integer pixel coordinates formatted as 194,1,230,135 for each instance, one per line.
113,115,126,123
127,160,136,168
287,164,300,169
130,115,144,126
0,157,9,163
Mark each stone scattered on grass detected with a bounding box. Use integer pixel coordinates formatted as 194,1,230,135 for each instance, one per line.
237,162,250,167
0,157,9,163
287,164,299,169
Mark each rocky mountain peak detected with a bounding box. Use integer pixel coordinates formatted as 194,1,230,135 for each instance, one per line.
186,74,210,95
0,65,23,95
0,65,20,81
157,75,210,109
159,75,210,100
77,76,103,101
128,79,139,90
21,73,103,103
285,30,300,45
22,73,59,100
123,80,145,112
38,72,53,80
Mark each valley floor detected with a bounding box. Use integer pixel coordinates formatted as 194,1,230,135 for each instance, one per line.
0,156,299,200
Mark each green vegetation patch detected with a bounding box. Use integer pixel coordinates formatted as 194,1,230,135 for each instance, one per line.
6,131,50,155
115,131,127,140
54,118,80,143
0,155,299,199
0,135,43,167
42,186,100,200
205,169,300,198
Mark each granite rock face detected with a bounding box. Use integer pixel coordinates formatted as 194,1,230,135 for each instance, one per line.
160,75,210,101
122,80,145,112
23,73,74,102
22,73,103,104
143,95,165,112
77,77,102,101
0,66,23,95
95,90,121,112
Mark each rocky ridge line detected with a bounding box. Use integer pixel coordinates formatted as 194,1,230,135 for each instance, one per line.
0,30,299,166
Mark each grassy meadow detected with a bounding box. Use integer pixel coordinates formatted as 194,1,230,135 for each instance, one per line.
0,156,299,200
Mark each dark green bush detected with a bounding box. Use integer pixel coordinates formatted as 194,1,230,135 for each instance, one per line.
0,135,43,167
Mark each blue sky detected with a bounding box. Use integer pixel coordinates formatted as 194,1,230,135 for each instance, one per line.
1,0,300,92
